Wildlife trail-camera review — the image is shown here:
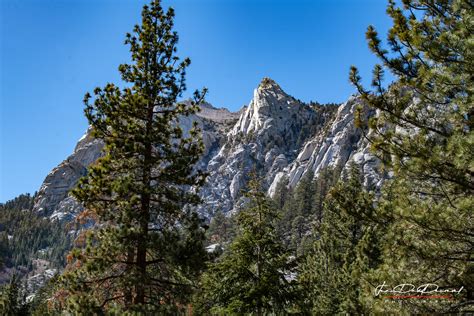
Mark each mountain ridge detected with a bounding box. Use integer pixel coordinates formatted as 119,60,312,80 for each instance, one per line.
32,78,381,220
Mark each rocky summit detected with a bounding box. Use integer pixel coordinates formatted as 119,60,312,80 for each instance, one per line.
32,78,382,220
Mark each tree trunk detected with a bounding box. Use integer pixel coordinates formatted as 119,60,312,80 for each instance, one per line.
124,248,134,307
256,208,262,316
134,100,154,305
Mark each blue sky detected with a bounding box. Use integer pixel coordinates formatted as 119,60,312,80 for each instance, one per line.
0,0,392,202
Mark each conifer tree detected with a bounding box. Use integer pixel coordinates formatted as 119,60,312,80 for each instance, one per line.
0,275,29,315
272,175,289,210
55,1,208,313
277,171,314,255
350,0,473,313
311,167,341,219
196,176,297,315
292,171,315,220
299,166,380,315
206,210,235,245
275,168,341,257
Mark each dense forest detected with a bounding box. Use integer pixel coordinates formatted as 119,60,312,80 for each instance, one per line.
0,194,70,272
0,195,70,314
1,0,472,314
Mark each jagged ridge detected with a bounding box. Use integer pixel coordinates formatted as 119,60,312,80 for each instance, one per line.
32,78,382,220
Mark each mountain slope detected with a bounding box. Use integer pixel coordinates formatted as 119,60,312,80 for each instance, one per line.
32,78,381,220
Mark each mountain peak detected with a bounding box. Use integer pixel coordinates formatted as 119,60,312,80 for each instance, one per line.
258,77,281,91
231,78,314,137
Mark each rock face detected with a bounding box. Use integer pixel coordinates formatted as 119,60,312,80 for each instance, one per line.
33,129,103,220
274,96,381,192
32,103,238,219
33,78,381,220
199,78,337,216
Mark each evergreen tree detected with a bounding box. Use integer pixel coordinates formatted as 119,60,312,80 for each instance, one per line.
277,171,314,256
350,0,473,313
30,276,60,316
311,167,341,219
196,176,297,315
55,1,208,313
272,175,289,210
205,210,235,245
299,166,380,315
292,171,315,220
276,168,341,257
0,275,30,315
0,193,70,272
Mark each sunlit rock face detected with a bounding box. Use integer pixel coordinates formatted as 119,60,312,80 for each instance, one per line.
274,96,380,192
32,102,238,219
33,128,103,220
200,78,330,216
33,78,382,220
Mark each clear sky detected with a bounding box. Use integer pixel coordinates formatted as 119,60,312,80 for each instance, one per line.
0,0,392,202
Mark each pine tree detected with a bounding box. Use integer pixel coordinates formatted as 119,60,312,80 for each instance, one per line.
276,168,341,257
278,171,314,256
311,167,341,219
0,275,29,315
0,193,70,273
55,1,208,313
196,176,297,315
292,171,315,220
206,210,235,245
272,175,289,210
299,166,380,315
350,0,473,313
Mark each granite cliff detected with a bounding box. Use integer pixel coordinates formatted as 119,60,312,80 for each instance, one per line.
32,78,381,220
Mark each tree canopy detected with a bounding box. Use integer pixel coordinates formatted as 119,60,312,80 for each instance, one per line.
54,0,208,313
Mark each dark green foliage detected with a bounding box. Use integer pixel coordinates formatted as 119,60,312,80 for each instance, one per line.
55,0,208,313
311,167,341,218
0,275,30,315
299,166,381,314
205,210,236,245
196,176,298,315
287,171,315,255
350,0,473,313
272,175,289,210
29,276,59,316
0,194,70,272
276,168,341,256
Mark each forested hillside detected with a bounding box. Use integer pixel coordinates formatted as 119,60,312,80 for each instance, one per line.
0,194,70,276
1,0,472,314
0,195,70,314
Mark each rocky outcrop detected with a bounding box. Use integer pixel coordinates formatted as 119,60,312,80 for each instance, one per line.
33,129,103,220
271,96,376,191
33,103,238,219
231,78,315,139
199,78,337,216
198,102,240,124
33,78,382,220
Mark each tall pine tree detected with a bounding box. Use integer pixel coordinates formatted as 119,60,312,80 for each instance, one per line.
196,176,297,315
55,1,208,313
350,0,473,313
299,166,381,315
